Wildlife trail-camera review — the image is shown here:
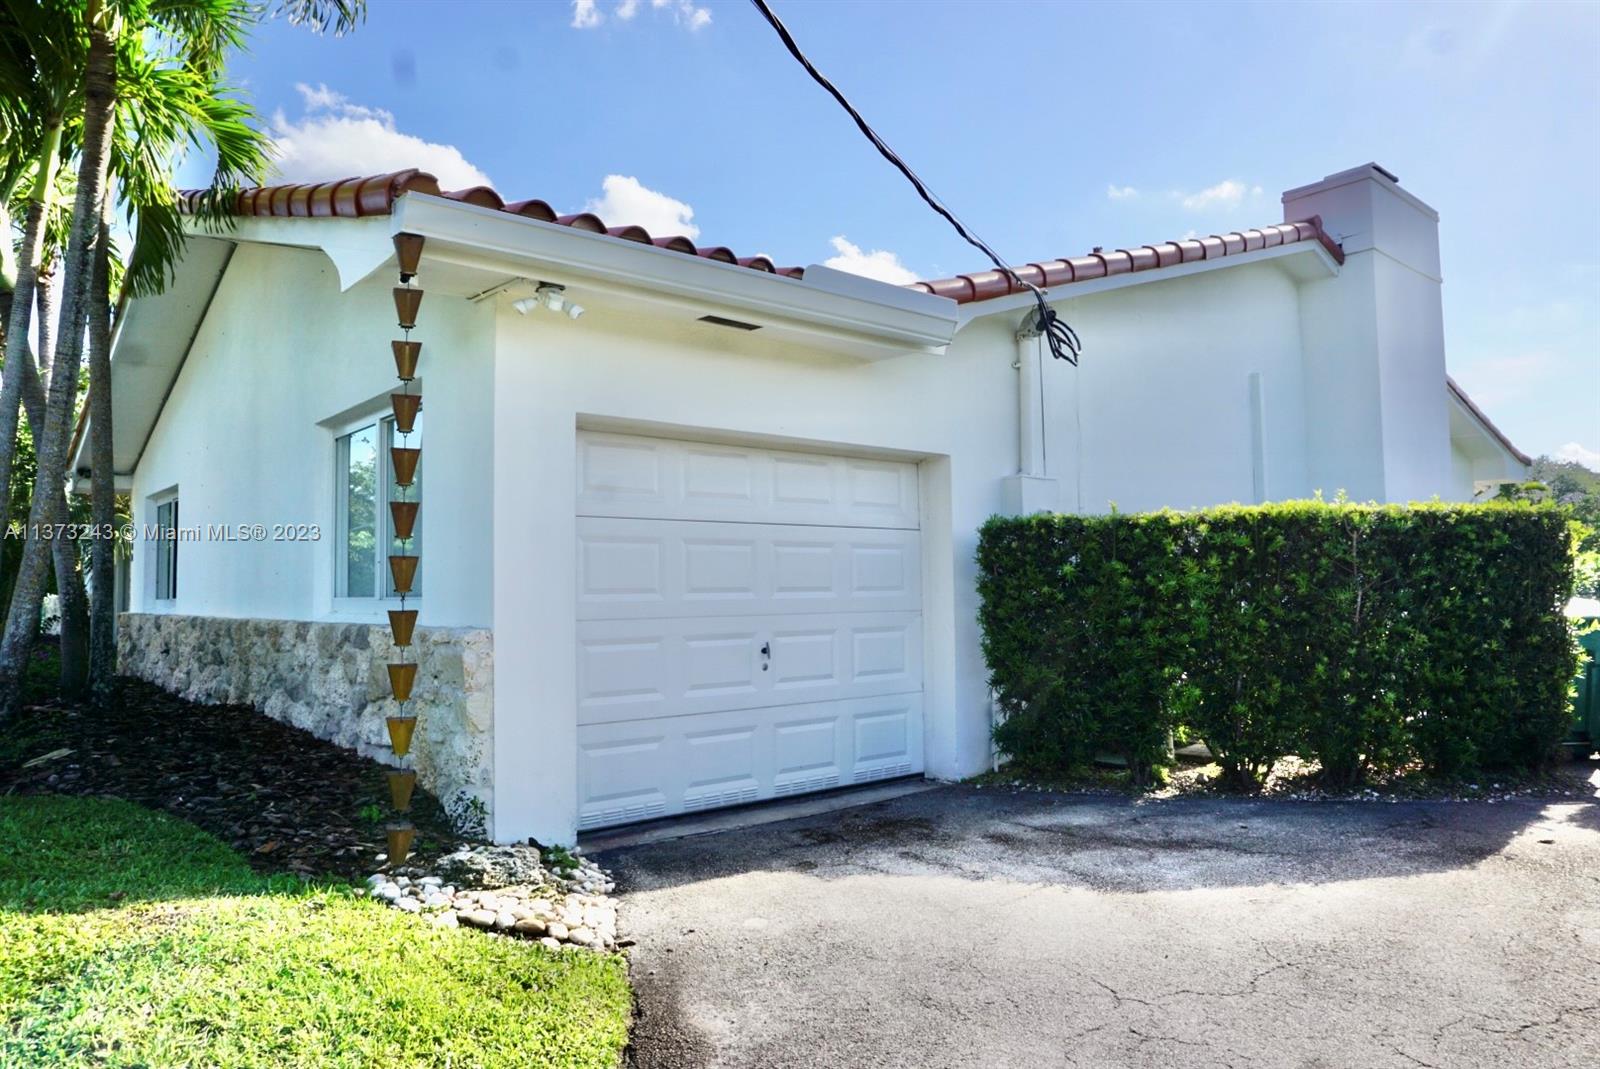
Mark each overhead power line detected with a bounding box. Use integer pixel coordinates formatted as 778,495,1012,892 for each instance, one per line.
748,0,1081,364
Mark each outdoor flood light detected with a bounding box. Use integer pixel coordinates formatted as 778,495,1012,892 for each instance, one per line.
512,282,581,320
538,283,566,311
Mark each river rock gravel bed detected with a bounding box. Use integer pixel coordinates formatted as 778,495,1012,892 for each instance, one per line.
363,844,623,952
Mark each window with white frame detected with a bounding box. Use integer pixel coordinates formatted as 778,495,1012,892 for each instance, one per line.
153,495,178,601
335,412,421,599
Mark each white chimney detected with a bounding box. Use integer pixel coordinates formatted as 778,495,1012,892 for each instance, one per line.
1284,164,1450,503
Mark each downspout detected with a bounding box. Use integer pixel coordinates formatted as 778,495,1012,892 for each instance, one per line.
993,311,1050,773
1014,313,1046,478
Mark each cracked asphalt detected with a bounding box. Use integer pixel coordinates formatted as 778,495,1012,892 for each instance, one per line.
600,776,1600,1069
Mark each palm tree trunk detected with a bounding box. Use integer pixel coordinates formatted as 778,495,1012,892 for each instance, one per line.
53,526,89,698
35,267,56,391
31,268,91,699
0,143,57,553
88,198,117,697
0,11,116,719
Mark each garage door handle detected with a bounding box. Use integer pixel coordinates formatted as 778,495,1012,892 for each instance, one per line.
760,642,770,670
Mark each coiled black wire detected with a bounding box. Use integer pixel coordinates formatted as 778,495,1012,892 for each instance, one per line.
749,0,1082,364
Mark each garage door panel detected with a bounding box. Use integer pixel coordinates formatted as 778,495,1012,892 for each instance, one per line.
768,628,837,690
576,695,922,830
578,431,918,529
852,699,919,782
578,734,670,828
579,535,667,607
851,623,916,685
682,630,763,699
577,611,921,725
578,518,920,620
772,714,843,797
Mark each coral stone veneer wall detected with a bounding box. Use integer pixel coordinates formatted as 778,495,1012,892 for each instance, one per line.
117,613,493,824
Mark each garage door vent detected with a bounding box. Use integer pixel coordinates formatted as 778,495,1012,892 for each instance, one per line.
684,786,761,812
579,800,667,830
775,773,841,797
855,762,913,783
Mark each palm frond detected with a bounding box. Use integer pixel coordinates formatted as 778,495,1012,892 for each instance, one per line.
113,48,269,294
268,0,366,37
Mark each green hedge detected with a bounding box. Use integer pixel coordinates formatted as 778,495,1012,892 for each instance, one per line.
976,501,1577,787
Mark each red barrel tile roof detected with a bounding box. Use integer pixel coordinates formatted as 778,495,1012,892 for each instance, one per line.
180,170,1345,302
177,168,805,279
909,218,1344,305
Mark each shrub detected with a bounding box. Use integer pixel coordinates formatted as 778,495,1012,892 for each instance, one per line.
1173,505,1327,788
976,512,1184,786
977,501,1577,788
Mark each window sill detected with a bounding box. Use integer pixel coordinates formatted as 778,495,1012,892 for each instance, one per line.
324,599,422,626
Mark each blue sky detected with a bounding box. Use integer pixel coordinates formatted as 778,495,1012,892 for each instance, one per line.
201,0,1599,466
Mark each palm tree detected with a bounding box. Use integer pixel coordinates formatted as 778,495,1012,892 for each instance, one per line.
0,0,366,715
0,0,121,717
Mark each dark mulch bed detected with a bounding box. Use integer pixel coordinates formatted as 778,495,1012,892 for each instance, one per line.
0,675,464,882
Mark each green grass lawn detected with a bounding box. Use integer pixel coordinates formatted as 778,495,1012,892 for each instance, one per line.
0,795,632,1068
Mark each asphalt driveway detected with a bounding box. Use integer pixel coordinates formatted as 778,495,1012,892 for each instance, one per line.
600,777,1600,1069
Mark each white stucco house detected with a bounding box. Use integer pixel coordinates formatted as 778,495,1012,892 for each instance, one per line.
74,161,1529,843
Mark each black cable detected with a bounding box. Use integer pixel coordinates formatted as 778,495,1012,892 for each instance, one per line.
748,0,1081,364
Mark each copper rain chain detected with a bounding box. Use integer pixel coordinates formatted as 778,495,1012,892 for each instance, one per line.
384,231,424,864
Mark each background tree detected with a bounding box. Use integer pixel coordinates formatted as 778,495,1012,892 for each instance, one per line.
0,0,365,717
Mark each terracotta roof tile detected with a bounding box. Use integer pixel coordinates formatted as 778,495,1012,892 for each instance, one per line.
909,218,1345,306
182,171,1342,302
177,168,805,280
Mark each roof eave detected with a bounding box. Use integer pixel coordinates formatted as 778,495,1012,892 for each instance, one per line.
1446,375,1533,467
392,192,960,360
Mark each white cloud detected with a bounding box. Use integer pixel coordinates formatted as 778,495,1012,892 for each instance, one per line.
653,0,711,29
1178,179,1252,212
1106,184,1139,201
1555,442,1600,472
269,83,492,189
583,174,700,238
822,236,918,285
574,0,708,30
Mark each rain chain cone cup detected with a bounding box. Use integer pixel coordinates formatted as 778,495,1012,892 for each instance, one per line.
393,286,423,330
386,823,416,865
387,769,417,812
391,340,421,381
387,662,419,703
388,607,418,647
389,501,419,541
391,447,421,487
391,391,422,434
388,554,419,594
386,716,418,757
393,232,424,282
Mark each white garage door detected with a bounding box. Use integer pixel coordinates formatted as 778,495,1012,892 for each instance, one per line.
575,431,924,830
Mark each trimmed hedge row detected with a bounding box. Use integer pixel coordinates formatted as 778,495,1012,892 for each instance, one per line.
976,502,1578,788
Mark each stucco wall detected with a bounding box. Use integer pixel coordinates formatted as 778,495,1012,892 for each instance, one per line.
127,243,495,629
118,612,493,824
1037,260,1312,513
